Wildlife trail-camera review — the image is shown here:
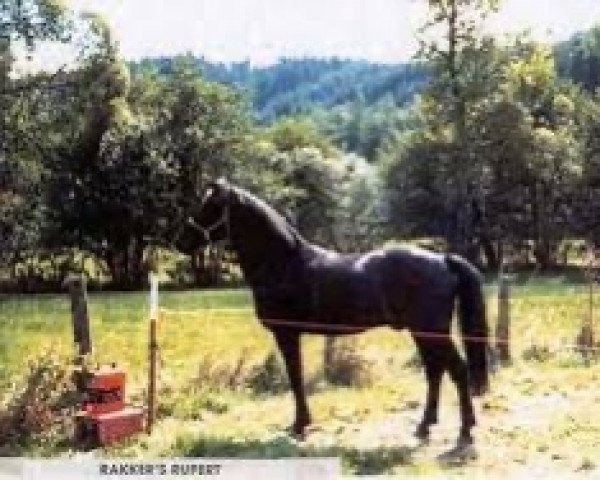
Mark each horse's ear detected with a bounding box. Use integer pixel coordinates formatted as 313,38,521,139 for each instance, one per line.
214,177,229,188
201,177,232,204
205,177,228,191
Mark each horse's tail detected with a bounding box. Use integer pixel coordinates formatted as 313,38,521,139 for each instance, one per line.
446,254,489,396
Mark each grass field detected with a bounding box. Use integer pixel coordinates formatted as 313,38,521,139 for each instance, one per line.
1,278,599,477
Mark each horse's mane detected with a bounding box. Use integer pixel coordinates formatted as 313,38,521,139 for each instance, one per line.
231,185,305,250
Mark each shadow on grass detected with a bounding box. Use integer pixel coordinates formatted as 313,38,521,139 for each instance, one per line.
169,434,419,475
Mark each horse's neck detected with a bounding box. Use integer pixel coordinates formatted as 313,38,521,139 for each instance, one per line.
230,204,304,284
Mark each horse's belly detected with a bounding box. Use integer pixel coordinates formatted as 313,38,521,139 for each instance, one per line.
259,317,370,335
253,267,407,332
310,280,394,328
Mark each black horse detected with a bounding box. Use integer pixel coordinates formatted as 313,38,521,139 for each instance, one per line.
174,179,489,446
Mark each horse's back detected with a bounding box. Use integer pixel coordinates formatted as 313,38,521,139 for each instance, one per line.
300,245,456,328
377,246,455,287
252,242,461,332
358,246,457,321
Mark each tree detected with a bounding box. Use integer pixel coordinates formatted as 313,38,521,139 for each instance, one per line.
44,50,253,287
418,0,501,134
415,0,502,258
556,25,600,93
151,56,251,196
150,57,252,285
382,132,458,240
89,122,175,286
258,147,343,247
335,155,387,251
574,92,600,248
497,42,583,267
0,0,72,269
386,16,586,269
0,0,70,48
262,117,336,157
43,14,133,280
466,100,534,268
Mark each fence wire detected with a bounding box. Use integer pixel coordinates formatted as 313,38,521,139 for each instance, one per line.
157,303,600,356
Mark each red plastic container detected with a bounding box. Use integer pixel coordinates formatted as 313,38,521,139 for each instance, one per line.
75,365,145,446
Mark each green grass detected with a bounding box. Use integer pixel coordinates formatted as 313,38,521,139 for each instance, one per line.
0,289,254,391
1,279,599,476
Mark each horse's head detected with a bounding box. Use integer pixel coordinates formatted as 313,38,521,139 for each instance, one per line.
172,178,234,254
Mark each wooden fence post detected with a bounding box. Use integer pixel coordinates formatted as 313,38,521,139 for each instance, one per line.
578,246,596,359
496,265,511,364
65,274,92,359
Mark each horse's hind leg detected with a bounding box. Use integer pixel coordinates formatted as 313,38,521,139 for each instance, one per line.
413,336,445,440
272,329,311,437
445,341,477,446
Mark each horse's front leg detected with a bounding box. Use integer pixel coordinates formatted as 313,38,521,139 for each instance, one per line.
272,329,311,437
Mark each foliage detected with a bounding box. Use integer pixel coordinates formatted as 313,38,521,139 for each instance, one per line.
310,96,421,161
131,56,428,121
383,11,600,268
382,135,457,238
5,0,600,288
407,0,505,256
0,352,78,453
40,51,252,288
190,350,289,395
0,0,74,266
417,0,501,131
129,56,428,161
556,25,600,92
244,351,290,395
261,117,336,157
0,0,72,49
324,338,375,388
246,146,386,251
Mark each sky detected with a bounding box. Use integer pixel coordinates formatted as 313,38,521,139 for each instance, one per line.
26,0,600,68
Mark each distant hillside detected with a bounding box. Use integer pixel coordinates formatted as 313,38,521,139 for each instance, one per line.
129,57,429,121
130,24,600,122
555,25,600,92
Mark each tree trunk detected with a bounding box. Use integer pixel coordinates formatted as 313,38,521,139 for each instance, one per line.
128,235,147,288
191,248,211,286
480,236,498,271
106,248,127,288
211,244,224,286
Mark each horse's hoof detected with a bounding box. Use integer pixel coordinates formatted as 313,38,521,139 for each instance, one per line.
414,424,430,442
292,431,306,441
438,442,478,463
455,434,474,450
286,423,309,440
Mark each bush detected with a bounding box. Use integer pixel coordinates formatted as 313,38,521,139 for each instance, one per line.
193,350,289,395
324,338,374,388
193,354,244,391
522,343,553,362
245,351,289,395
0,352,78,452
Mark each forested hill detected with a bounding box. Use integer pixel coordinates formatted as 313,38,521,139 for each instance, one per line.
555,25,600,93
129,57,429,120
129,24,600,122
